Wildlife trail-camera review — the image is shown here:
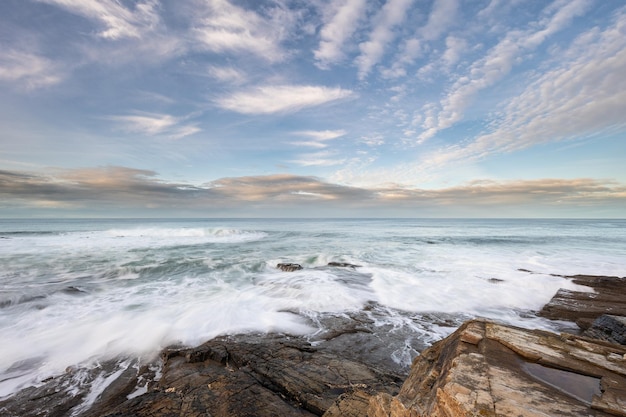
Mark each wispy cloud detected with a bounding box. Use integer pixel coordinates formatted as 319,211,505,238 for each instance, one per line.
106,112,200,139
290,130,347,148
1,168,624,216
418,7,626,168
37,0,160,40
207,65,248,85
290,150,348,167
382,0,458,79
0,49,63,89
417,0,591,143
314,0,367,69
215,85,354,115
192,0,293,62
356,0,414,80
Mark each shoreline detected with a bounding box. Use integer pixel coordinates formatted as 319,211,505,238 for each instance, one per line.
1,274,625,416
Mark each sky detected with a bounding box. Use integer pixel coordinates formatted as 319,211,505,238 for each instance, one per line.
0,0,625,218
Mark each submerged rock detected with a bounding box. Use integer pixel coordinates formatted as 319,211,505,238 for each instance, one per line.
327,262,362,268
366,320,626,417
277,263,303,271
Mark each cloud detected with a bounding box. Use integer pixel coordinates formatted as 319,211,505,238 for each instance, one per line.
191,0,292,62
381,38,422,79
355,0,414,79
290,130,347,148
420,7,626,167
382,0,458,79
0,167,190,209
215,85,354,115
106,112,200,139
314,0,368,68
1,168,624,216
417,0,591,143
37,0,160,40
290,150,348,167
207,174,367,202
207,65,248,85
441,35,467,68
419,0,459,41
0,49,63,89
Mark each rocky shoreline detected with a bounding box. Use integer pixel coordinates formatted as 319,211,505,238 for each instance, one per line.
1,274,625,416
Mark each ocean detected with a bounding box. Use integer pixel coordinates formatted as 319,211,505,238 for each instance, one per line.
1,218,624,401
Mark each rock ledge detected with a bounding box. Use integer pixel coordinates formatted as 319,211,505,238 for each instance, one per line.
365,320,626,417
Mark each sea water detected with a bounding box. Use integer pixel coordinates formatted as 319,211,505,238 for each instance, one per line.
0,218,624,399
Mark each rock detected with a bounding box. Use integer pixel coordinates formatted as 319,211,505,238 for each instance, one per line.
277,263,303,271
327,262,361,268
323,391,372,417
367,320,626,417
88,333,402,417
585,315,626,345
539,275,626,329
0,358,146,417
0,304,421,417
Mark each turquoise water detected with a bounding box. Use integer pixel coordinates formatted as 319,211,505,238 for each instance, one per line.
1,218,624,397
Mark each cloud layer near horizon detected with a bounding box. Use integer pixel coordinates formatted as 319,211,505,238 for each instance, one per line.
1,167,623,217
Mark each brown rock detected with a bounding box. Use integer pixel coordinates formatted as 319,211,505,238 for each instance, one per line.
368,320,626,417
277,263,303,271
539,275,626,328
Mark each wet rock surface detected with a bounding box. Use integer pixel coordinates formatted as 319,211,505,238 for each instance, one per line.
539,274,626,329
367,320,626,417
89,333,404,417
585,315,626,346
0,307,422,417
277,262,304,271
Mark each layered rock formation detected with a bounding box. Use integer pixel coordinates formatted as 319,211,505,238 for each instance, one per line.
365,320,626,416
539,274,626,330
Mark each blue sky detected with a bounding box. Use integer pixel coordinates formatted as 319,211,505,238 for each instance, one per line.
0,0,625,217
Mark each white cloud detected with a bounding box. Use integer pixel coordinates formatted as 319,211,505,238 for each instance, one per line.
107,112,200,139
360,134,385,147
290,130,347,148
382,38,422,79
192,0,291,62
441,35,467,68
417,0,591,143
382,0,458,79
37,0,160,40
398,7,626,178
314,0,368,68
355,0,414,80
464,9,626,158
215,85,354,115
295,130,347,141
419,0,459,41
0,49,63,89
290,150,347,167
207,66,248,85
